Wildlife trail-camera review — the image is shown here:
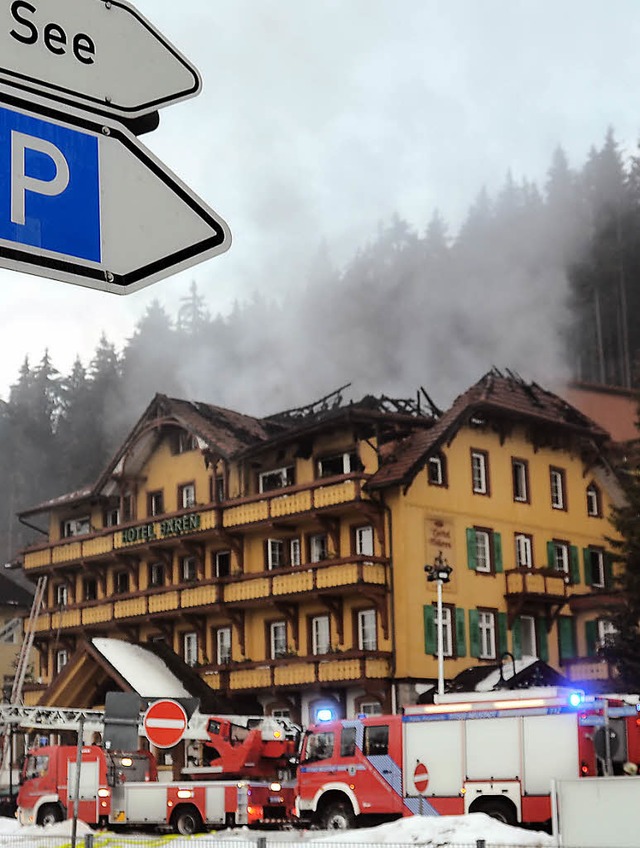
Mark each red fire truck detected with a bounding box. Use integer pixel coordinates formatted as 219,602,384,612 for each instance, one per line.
17,713,300,834
295,687,640,829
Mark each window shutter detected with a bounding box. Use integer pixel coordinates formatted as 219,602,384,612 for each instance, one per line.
547,541,555,569
469,609,480,658
511,618,522,660
498,612,508,656
423,605,436,654
455,608,466,658
536,618,549,662
558,616,576,661
585,620,598,657
494,532,503,573
570,546,580,584
604,553,614,588
466,528,477,570
583,548,592,586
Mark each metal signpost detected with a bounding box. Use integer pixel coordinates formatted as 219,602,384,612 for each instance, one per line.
0,0,231,294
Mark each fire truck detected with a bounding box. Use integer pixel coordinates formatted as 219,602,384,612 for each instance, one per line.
2,704,300,834
295,687,640,829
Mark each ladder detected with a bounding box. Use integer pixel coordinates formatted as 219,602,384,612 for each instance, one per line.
10,575,47,704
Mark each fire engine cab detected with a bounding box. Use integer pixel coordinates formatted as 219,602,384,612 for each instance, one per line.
295,687,640,829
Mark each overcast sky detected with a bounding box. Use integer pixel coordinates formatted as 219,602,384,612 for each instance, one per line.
0,0,639,401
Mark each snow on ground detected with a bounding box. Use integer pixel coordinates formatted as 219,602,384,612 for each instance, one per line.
0,815,556,847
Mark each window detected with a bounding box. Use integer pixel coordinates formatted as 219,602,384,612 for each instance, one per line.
149,562,165,587
259,466,295,492
103,507,120,527
310,533,328,563
114,571,129,594
355,525,374,557
267,539,284,570
215,476,226,502
61,516,91,538
587,548,605,588
364,725,388,756
311,615,331,655
434,605,453,657
179,483,196,509
290,538,301,567
304,730,334,762
270,621,287,659
586,483,601,517
122,493,135,522
183,632,198,666
475,529,492,573
515,533,533,568
0,619,19,644
357,609,377,651
550,467,566,510
597,618,617,648
214,550,231,578
471,450,489,495
427,453,447,486
174,431,198,454
520,615,537,657
317,450,361,478
55,583,68,606
551,541,570,575
55,650,68,674
216,627,231,664
83,577,97,602
359,701,383,716
512,459,529,502
478,610,496,659
181,556,197,582
340,726,357,756
147,491,164,517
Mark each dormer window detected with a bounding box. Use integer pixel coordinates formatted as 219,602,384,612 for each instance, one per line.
61,516,91,538
173,431,198,454
586,483,602,517
427,454,447,486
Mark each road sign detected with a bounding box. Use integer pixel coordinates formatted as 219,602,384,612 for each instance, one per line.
0,0,201,121
143,699,188,749
0,97,231,294
413,762,429,793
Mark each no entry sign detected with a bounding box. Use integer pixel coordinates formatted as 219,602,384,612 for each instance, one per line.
413,762,429,794
143,699,188,748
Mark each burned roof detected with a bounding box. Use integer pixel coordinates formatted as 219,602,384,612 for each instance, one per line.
368,368,612,490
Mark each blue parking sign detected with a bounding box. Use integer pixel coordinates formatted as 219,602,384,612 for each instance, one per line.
0,106,101,262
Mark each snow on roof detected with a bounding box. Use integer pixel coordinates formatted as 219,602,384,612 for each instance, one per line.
474,655,539,692
92,638,191,698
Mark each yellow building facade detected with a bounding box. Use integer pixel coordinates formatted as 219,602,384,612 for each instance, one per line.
17,372,624,722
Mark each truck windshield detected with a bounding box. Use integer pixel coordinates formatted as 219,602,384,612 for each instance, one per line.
23,755,49,781
302,731,334,763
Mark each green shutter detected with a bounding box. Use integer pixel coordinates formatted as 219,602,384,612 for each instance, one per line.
455,608,466,658
536,617,549,662
586,620,598,657
494,532,503,573
604,553,614,589
512,618,522,660
469,609,480,658
423,605,436,654
583,548,592,586
558,616,576,661
570,546,580,585
547,540,555,569
466,528,477,570
498,612,508,656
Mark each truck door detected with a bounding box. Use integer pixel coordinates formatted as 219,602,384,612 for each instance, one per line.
358,721,404,815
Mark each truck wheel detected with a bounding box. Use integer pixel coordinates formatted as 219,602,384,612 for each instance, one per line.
320,801,355,830
173,806,203,835
475,799,517,827
37,804,63,826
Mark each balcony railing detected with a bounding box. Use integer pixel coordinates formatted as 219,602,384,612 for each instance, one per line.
504,566,569,600
30,556,390,634
23,476,370,572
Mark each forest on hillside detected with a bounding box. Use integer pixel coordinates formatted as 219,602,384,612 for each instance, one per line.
2,128,640,562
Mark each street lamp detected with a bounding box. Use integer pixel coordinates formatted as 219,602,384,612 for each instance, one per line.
424,552,453,697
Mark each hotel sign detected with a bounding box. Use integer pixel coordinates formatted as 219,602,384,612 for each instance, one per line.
121,513,201,545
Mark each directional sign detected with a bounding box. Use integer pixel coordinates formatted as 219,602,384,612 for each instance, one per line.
0,0,201,120
0,97,231,293
143,699,188,749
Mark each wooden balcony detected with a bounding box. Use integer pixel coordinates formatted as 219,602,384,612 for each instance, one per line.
22,477,371,572
31,557,390,634
504,566,569,627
